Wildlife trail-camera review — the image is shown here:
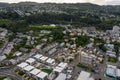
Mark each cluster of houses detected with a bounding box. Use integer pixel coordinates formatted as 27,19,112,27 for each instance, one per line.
17,53,72,80
26,36,36,46
57,46,79,63
100,26,120,43
106,26,120,42
0,42,14,62
99,26,120,62
1,25,120,80
0,28,8,62
105,43,117,58
43,43,58,52
58,26,104,65
3,42,14,55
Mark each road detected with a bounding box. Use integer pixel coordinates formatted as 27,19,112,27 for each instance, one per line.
0,66,24,80
68,55,81,80
0,71,24,80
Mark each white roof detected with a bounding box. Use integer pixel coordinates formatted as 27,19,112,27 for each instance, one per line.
87,78,94,80
34,54,43,59
55,73,66,80
26,58,35,64
117,69,120,77
106,64,117,77
17,62,29,68
40,56,48,61
24,65,35,72
46,58,55,64
15,52,22,56
58,62,67,68
119,57,120,61
77,71,90,80
54,67,64,73
36,45,42,49
30,68,41,75
106,67,116,77
0,55,6,61
107,65,117,69
37,72,48,79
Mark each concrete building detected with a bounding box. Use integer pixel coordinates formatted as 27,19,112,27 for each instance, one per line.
55,73,66,80
46,58,55,66
77,71,94,80
79,51,94,66
53,62,68,73
33,54,43,61
39,56,48,63
30,68,41,79
26,58,36,65
36,72,48,80
105,64,120,79
17,62,29,69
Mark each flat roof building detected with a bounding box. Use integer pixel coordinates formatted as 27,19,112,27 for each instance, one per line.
105,65,117,78
23,65,35,72
58,62,67,68
117,69,120,77
46,58,55,65
53,62,68,73
39,56,48,62
77,71,91,80
17,62,29,68
54,67,64,73
30,68,41,75
36,72,48,80
34,54,43,59
55,73,66,80
26,58,36,65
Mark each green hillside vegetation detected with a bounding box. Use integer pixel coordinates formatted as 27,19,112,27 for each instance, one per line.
0,2,120,30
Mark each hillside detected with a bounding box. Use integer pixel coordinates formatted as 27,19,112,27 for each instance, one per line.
0,2,120,30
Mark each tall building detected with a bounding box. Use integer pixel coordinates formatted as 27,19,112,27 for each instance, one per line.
79,51,94,66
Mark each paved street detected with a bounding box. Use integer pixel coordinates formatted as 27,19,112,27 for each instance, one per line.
0,66,24,80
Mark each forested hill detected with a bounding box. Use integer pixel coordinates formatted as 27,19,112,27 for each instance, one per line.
0,2,120,30
0,2,120,15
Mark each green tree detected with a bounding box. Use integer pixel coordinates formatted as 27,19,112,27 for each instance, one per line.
76,36,90,47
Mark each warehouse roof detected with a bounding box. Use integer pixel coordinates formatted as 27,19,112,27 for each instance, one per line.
58,62,67,68
37,72,48,79
54,67,64,73
55,73,66,80
24,65,35,72
34,54,43,59
30,68,41,75
26,58,36,64
77,71,90,80
17,62,29,68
